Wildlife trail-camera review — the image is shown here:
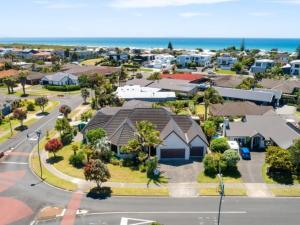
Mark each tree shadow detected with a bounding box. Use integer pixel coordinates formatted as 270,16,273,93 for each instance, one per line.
36,112,49,116
267,170,294,185
21,94,29,97
86,186,112,200
15,125,28,131
222,168,241,179
82,102,90,105
147,172,169,186
46,156,64,165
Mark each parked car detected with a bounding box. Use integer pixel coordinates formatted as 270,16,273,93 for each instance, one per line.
227,141,239,152
239,147,251,160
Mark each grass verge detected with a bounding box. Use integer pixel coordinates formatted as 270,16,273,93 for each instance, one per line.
112,187,169,196
199,187,246,196
197,171,242,183
271,188,300,197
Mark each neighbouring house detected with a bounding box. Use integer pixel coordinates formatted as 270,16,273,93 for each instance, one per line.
214,86,281,106
160,73,208,84
26,71,46,85
273,52,290,64
225,114,300,150
0,69,19,80
250,59,274,73
116,85,176,102
211,75,244,88
132,54,155,64
82,108,208,160
209,101,274,117
146,54,175,69
259,78,300,95
0,96,19,116
217,53,238,70
62,64,121,77
33,51,52,61
108,52,129,62
176,54,211,67
40,72,79,86
148,78,199,96
290,60,300,76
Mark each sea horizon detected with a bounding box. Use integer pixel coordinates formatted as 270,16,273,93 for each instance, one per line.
0,37,299,52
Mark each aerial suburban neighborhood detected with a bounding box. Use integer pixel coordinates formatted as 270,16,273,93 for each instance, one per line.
1,1,300,225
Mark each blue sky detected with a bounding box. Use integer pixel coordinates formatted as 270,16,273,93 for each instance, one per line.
0,0,299,38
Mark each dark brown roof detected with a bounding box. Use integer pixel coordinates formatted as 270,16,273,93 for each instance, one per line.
26,71,45,80
212,76,244,88
209,101,274,117
83,108,208,146
0,69,19,79
62,64,121,76
259,79,300,94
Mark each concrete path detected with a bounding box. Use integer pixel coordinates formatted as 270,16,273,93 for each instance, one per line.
168,183,199,198
245,183,273,198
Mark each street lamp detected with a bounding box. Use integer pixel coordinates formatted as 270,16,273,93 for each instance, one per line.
27,130,43,179
217,163,225,225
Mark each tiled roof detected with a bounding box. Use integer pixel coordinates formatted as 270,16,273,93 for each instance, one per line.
160,73,206,81
63,64,121,76
259,79,300,94
44,72,78,82
0,69,19,79
83,108,208,146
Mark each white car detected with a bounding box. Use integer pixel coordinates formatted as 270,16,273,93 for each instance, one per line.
227,141,240,152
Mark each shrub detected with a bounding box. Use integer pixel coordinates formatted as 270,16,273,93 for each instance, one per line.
136,73,143,79
45,138,63,157
45,85,80,92
139,163,147,172
145,157,159,177
26,102,35,111
110,157,120,166
86,128,106,146
121,158,136,167
203,153,227,176
266,146,292,172
69,151,85,167
61,133,73,145
222,149,240,169
210,138,229,153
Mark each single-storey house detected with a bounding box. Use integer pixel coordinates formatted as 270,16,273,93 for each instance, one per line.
26,71,45,85
82,108,208,160
116,85,176,102
225,115,300,150
160,73,208,84
214,86,281,106
0,69,19,80
209,101,273,117
259,78,300,94
62,64,121,77
40,72,79,86
211,76,244,88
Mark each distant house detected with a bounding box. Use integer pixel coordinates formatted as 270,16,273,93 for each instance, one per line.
214,86,281,106
146,54,175,69
62,64,121,77
82,108,208,160
160,73,208,84
108,52,129,62
225,115,300,150
211,76,244,88
217,53,237,70
26,71,45,85
209,101,273,117
274,53,290,64
0,69,19,80
290,60,300,76
40,72,78,86
250,59,274,73
116,85,176,102
0,97,19,116
176,54,211,67
259,78,300,95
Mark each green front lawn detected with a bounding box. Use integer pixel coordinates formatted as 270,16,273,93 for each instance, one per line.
197,171,242,183
112,187,169,196
195,105,205,116
271,188,300,197
215,69,237,75
199,187,246,196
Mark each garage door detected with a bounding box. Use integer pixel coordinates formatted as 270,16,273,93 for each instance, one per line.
190,147,204,158
161,149,185,159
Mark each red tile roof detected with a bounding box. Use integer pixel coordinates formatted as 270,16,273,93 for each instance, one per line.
0,69,19,79
161,73,206,81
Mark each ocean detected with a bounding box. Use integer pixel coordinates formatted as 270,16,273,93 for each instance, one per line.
0,37,299,52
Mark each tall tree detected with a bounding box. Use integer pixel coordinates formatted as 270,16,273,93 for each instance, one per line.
35,96,49,113
240,38,245,51
59,105,72,118
203,88,223,120
202,120,217,141
45,138,63,158
84,159,111,189
289,139,300,172
19,71,28,97
3,77,16,94
13,108,27,128
296,45,300,60
81,88,90,104
55,118,71,137
167,41,173,51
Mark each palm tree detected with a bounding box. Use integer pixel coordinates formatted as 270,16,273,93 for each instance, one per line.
3,77,16,94
203,88,223,120
19,71,28,97
81,88,90,104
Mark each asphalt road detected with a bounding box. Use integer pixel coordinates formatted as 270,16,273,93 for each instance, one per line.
1,94,300,225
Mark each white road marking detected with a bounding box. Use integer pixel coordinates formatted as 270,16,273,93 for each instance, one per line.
120,217,154,225
0,161,28,165
88,211,247,216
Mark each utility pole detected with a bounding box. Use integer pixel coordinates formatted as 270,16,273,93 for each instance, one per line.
217,163,225,225
27,130,43,179
9,116,13,137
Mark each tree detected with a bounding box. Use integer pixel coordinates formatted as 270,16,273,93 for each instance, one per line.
81,110,93,122
265,146,292,172
222,149,240,169
232,62,243,73
84,159,111,188
3,77,16,94
240,38,245,51
237,77,262,90
59,105,72,118
45,138,63,158
81,88,90,104
71,144,79,155
19,71,28,97
13,108,27,128
93,137,113,163
202,121,216,141
296,45,300,60
86,128,107,146
289,139,300,172
203,153,226,175
167,41,173,51
210,138,229,153
147,72,161,81
203,88,223,120
55,118,72,137
35,96,49,113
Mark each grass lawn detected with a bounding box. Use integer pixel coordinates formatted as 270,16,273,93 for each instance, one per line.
80,58,103,66
138,68,156,72
262,164,300,185
271,188,300,197
31,151,77,191
215,69,237,75
195,104,206,116
111,187,169,196
197,171,242,183
199,187,246,196
51,142,160,184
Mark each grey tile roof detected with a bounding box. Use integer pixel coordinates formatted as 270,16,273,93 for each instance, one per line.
211,76,244,88
148,79,198,93
226,115,300,149
44,72,78,82
253,88,282,100
209,101,274,117
214,86,275,103
259,79,300,94
83,108,208,146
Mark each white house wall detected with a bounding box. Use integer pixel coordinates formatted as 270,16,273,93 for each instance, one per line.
190,136,207,153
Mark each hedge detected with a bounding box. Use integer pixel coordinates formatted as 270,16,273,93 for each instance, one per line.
45,85,80,92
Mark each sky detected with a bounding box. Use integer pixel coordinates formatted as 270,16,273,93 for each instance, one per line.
0,0,300,38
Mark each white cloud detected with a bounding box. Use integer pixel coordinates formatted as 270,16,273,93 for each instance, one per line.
179,12,211,17
110,0,235,8
272,0,300,4
33,0,87,9
248,12,273,17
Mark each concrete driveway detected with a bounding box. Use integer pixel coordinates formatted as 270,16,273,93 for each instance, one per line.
238,152,265,183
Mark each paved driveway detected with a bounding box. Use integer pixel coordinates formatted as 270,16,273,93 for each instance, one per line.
238,152,265,183
159,160,202,183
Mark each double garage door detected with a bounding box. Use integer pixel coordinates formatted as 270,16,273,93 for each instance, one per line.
160,147,204,159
